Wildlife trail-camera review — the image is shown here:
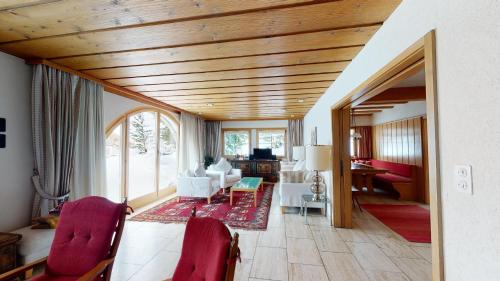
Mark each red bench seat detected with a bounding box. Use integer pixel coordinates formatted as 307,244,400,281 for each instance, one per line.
371,159,416,200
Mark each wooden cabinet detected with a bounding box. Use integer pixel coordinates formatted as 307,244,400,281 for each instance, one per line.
230,159,280,182
0,233,22,275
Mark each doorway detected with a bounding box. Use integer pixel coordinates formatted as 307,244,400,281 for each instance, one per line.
331,31,443,280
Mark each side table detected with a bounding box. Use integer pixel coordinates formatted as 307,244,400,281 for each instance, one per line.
300,194,331,225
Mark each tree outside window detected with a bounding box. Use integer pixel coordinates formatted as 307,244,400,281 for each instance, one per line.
258,129,286,157
224,130,250,156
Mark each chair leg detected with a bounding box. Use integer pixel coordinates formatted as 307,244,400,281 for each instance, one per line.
177,197,181,203
207,196,211,204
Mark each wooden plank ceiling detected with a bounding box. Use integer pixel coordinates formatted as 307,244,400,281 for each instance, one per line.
0,0,401,120
352,87,426,116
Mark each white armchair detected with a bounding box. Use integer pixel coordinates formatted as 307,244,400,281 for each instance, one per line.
177,174,220,204
206,168,242,189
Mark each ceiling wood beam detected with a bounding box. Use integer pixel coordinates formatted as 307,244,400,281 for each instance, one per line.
126,74,338,91
0,0,341,42
362,86,426,104
135,82,330,95
147,89,324,100
82,47,360,79
107,62,348,86
51,26,378,69
0,0,400,58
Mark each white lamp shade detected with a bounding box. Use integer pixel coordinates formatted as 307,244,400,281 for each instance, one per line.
306,145,331,171
292,146,306,161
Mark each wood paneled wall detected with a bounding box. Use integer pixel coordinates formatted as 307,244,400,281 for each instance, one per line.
372,117,429,203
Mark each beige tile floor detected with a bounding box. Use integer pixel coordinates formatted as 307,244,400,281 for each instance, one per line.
112,185,432,281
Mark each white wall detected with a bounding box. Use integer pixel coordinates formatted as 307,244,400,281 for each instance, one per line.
0,52,33,231
371,101,426,125
103,91,145,126
221,120,288,153
304,0,500,279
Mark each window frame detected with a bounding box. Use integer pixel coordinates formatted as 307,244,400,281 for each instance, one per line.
105,107,179,209
222,128,251,158
256,128,287,159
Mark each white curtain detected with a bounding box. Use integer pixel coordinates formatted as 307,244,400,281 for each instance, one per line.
179,112,205,172
205,121,222,162
31,65,106,217
31,65,80,217
71,79,106,199
287,119,304,161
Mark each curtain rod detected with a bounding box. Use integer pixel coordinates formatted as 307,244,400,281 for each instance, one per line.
26,59,185,114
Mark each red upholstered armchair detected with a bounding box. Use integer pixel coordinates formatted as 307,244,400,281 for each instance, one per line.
167,209,240,281
0,196,128,281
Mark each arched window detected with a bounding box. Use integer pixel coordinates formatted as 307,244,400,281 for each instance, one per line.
105,108,179,208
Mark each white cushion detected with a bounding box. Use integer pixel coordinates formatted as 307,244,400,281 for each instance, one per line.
226,174,240,184
181,169,195,177
193,163,206,177
214,158,232,175
293,160,306,171
304,171,315,183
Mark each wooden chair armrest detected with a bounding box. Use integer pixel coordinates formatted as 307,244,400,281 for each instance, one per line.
0,257,48,281
77,258,115,281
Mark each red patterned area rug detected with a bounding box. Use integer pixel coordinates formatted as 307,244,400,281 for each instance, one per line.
130,183,274,230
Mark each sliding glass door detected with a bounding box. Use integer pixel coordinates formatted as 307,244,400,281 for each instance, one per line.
105,109,179,208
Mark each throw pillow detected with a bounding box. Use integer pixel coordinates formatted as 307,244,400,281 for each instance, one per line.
215,158,232,175
194,163,206,177
293,160,306,171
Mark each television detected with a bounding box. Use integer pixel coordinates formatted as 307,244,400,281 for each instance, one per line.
253,148,273,160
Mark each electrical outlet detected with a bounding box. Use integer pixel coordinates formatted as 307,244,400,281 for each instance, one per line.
454,165,472,194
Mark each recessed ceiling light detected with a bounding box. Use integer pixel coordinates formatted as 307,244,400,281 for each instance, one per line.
197,112,202,115
291,114,295,118
206,103,214,107
297,99,304,103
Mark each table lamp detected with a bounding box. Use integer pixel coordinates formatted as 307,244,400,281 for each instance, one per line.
306,145,332,201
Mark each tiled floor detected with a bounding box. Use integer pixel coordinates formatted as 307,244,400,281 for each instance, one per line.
112,185,432,281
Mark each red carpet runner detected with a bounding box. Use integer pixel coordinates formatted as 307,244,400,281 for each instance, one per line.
130,183,274,230
361,204,431,243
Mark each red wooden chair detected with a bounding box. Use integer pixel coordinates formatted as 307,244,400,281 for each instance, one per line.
166,208,240,281
0,196,129,281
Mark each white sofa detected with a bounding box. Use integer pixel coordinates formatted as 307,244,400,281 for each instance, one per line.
279,170,328,213
206,167,242,189
177,174,220,204
280,160,296,171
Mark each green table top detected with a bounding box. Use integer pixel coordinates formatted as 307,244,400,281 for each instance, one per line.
233,177,263,190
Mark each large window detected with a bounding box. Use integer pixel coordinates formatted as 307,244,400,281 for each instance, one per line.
223,130,250,156
257,129,286,157
105,109,178,207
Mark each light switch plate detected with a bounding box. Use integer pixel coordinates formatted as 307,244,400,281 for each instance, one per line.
454,165,472,194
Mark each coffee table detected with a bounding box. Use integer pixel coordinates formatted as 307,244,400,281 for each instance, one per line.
230,177,264,207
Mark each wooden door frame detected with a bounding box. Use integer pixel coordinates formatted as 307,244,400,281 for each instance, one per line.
330,31,443,281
